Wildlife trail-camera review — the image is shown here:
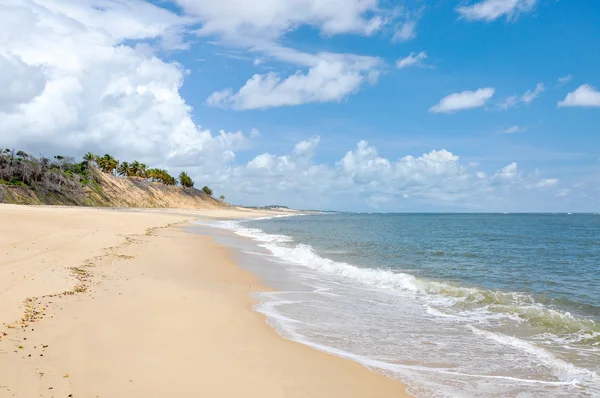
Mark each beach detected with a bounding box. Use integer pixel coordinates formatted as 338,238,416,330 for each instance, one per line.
0,205,408,397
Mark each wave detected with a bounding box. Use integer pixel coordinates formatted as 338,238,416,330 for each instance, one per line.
469,326,599,380
255,296,584,387
199,217,600,395
205,219,600,340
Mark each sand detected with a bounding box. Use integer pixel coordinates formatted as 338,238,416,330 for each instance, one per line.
0,205,408,397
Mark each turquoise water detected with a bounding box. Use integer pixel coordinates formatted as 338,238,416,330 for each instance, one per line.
205,213,600,397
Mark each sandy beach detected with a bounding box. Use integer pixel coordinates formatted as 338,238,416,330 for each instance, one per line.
0,205,408,397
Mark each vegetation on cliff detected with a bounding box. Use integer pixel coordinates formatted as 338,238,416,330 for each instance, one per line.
0,148,222,207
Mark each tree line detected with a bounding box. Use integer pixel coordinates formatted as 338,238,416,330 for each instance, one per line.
1,149,224,200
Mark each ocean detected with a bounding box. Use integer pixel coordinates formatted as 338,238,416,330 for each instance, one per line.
197,213,600,397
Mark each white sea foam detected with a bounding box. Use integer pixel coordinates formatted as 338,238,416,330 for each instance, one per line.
255,295,583,387
199,218,600,396
469,326,599,380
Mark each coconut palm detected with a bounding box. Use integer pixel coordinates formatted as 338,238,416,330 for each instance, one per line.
129,160,141,177
97,154,119,175
179,171,194,188
117,162,131,176
83,152,96,167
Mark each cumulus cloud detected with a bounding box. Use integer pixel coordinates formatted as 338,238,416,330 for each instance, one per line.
190,0,394,109
457,0,537,22
207,54,381,109
227,139,561,210
430,88,495,113
558,84,600,108
0,0,247,169
396,51,427,69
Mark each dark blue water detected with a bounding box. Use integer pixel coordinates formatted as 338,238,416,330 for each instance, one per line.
207,213,600,397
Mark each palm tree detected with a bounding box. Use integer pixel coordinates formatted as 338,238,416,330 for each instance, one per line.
117,162,131,176
179,171,194,188
83,152,96,167
129,160,141,177
145,168,175,185
97,154,118,175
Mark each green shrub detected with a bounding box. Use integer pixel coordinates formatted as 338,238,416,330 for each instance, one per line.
202,186,213,196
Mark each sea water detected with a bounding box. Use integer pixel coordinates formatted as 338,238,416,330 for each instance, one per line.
196,213,600,397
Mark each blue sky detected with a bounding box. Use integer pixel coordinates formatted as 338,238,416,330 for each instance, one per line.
2,0,599,211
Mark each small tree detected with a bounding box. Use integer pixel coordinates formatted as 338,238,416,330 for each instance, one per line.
202,186,213,196
179,171,194,188
219,195,225,201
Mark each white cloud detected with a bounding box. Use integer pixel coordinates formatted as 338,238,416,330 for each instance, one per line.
457,0,537,22
493,162,518,181
226,140,562,210
36,0,192,49
393,20,417,42
207,54,381,109
186,0,395,109
0,0,246,170
557,75,572,85
396,51,427,69
521,82,544,104
430,88,495,113
534,178,558,189
176,0,385,39
499,82,544,109
504,125,524,133
558,84,600,108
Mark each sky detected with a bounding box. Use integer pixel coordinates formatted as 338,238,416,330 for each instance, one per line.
0,0,599,212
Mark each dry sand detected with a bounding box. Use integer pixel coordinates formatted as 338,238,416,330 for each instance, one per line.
0,205,408,397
